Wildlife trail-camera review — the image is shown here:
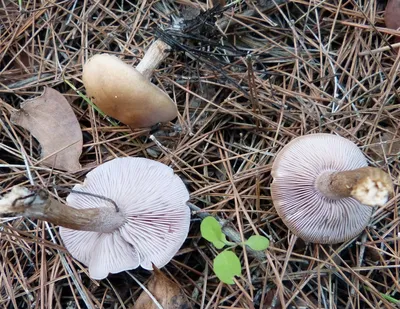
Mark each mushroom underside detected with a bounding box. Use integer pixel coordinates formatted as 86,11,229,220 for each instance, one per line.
271,133,373,244
60,157,190,279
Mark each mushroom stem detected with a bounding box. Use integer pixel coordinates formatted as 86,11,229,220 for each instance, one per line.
315,167,393,206
0,187,125,233
136,39,171,79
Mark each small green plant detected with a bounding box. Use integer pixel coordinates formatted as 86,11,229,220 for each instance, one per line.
200,216,270,284
364,286,400,304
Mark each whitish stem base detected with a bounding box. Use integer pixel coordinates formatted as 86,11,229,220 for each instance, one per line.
136,39,171,80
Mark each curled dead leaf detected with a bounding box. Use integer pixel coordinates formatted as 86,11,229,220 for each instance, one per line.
10,87,82,172
385,0,400,43
132,267,192,309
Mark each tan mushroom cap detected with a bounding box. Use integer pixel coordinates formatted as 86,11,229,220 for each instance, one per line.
82,54,178,128
271,133,373,244
60,157,190,280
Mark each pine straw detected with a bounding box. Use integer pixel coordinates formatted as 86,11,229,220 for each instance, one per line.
0,0,399,308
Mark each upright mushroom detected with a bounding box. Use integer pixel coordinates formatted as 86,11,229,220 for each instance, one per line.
271,133,393,244
82,40,177,128
0,157,191,279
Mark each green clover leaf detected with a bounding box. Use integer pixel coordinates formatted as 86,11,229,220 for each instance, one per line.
213,251,241,284
200,216,233,249
200,216,223,242
245,235,270,251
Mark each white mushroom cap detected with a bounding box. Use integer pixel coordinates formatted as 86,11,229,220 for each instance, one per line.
271,133,373,244
60,157,190,280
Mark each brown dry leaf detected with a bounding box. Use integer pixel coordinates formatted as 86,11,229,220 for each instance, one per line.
132,267,191,309
385,0,400,43
11,87,82,172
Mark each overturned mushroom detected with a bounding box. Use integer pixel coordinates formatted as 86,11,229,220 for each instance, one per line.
0,157,191,279
271,133,393,244
82,40,177,128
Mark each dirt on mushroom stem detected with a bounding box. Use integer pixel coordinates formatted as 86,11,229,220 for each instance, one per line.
315,166,393,206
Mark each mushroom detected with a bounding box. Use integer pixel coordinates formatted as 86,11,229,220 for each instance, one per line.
82,50,177,128
270,133,393,244
0,157,191,279
385,0,400,43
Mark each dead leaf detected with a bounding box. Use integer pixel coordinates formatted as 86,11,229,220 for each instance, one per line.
11,87,82,172
132,267,192,309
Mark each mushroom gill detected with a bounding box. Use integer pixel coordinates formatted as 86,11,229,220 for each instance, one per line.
271,133,392,244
